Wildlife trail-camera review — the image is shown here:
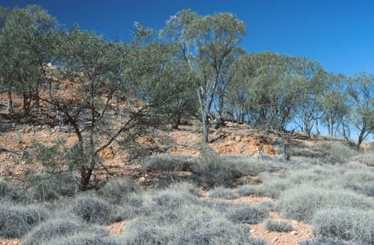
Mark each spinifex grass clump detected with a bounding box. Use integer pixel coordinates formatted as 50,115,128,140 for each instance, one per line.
209,186,238,199
0,180,24,202
70,196,113,225
26,172,79,202
227,202,269,224
98,177,140,204
142,154,195,172
312,208,374,244
277,185,374,222
0,202,50,238
264,219,293,232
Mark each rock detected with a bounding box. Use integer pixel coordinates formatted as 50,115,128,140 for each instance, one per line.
272,237,279,242
139,177,146,182
235,136,242,141
291,231,298,235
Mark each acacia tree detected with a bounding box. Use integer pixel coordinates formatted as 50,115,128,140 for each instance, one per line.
0,5,56,115
162,9,245,142
319,73,350,137
294,58,326,138
42,25,186,188
348,73,374,148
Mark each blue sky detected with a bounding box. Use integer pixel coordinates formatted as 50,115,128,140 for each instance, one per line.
2,0,374,76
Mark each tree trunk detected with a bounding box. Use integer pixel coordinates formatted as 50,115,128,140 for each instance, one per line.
303,112,311,138
23,93,30,115
172,114,181,129
7,90,13,113
357,129,366,150
315,117,320,135
279,128,290,161
80,168,93,190
197,87,209,143
114,94,120,116
202,109,209,143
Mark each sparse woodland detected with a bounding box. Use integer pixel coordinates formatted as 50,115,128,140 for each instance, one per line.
0,5,374,245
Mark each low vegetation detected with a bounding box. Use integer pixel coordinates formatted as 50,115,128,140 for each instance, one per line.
0,202,50,238
70,196,113,225
264,219,294,232
312,208,374,244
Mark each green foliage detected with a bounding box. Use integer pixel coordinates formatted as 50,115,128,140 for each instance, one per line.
0,5,56,112
191,154,239,188
311,141,358,164
0,202,50,238
264,219,293,232
348,73,374,146
312,208,374,244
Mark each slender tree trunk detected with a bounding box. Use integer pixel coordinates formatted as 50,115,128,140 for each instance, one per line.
202,110,209,143
22,93,30,115
7,90,13,114
303,111,311,138
114,93,120,116
197,87,209,143
357,129,366,150
315,114,320,135
172,114,181,129
279,128,290,161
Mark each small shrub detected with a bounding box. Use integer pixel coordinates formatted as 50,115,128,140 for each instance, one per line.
70,196,112,225
209,187,238,199
237,184,263,197
99,177,140,203
312,208,374,244
0,202,50,238
264,219,293,232
27,172,79,202
166,181,201,197
311,141,357,164
142,154,194,172
227,203,269,224
204,199,234,213
150,188,201,212
192,155,238,188
277,185,374,222
0,180,24,202
257,201,274,212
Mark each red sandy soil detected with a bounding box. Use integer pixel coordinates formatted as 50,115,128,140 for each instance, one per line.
249,211,313,245
0,239,20,245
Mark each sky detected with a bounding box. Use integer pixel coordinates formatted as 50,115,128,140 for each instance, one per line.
1,0,374,76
